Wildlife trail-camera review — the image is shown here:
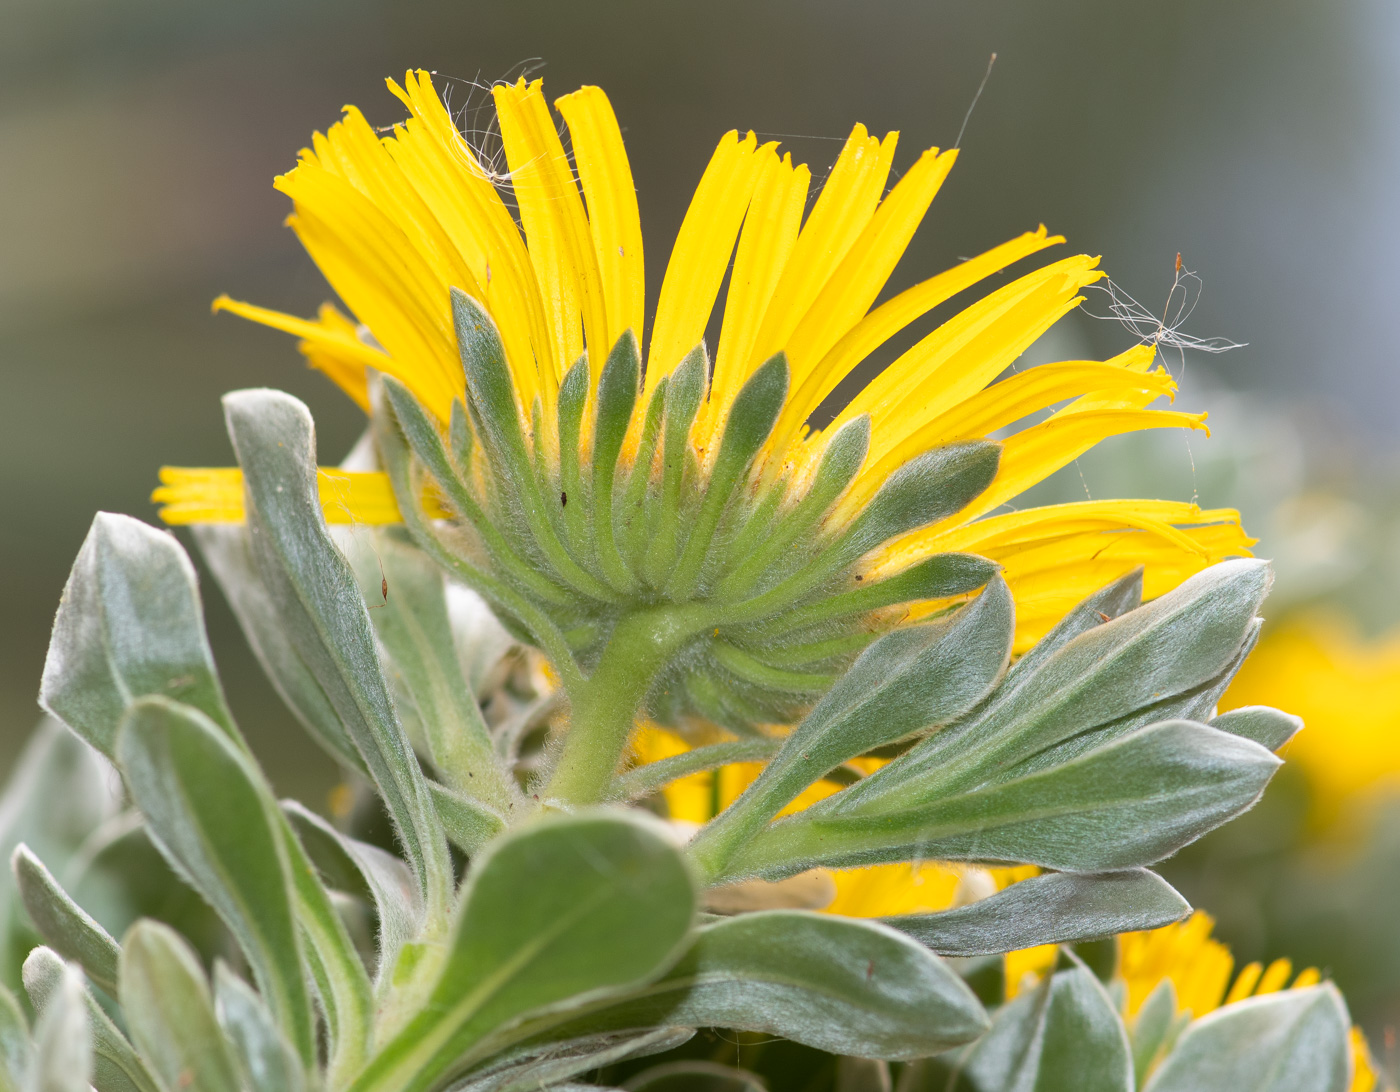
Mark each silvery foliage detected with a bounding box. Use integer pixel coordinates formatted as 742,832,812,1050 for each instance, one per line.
1,378,1356,1091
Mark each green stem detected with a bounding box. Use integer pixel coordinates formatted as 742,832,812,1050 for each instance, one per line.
545,606,713,805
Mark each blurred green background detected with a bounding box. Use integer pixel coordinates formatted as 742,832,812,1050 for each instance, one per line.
4,0,1399,1060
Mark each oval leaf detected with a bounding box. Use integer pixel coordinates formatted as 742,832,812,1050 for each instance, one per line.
352,811,698,1092
954,964,1132,1092
40,512,236,756
530,911,988,1061
1144,986,1351,1092
885,869,1189,956
119,921,243,1092
115,696,314,1065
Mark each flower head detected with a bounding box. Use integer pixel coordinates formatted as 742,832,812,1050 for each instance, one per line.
155,72,1252,747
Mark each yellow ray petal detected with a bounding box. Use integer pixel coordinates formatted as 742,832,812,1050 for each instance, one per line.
767,227,1065,463
646,130,763,391
861,405,1208,534
748,125,898,369
153,467,448,525
319,105,482,302
973,407,1208,522
783,147,958,390
830,255,1104,493
700,149,811,439
295,302,374,411
211,296,389,373
555,85,645,356
1254,958,1294,996
893,499,1251,652
908,358,1177,448
275,167,464,418
386,71,552,414
879,498,1246,571
493,78,609,401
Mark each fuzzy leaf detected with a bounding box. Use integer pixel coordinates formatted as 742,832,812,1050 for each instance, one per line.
1144,985,1351,1092
1132,979,1177,1087
725,720,1279,879
12,844,121,995
214,963,306,1092
459,1030,695,1092
223,388,451,918
115,696,315,1064
346,529,516,810
40,512,237,757
953,964,1132,1092
23,947,158,1092
848,560,1270,809
530,910,986,1060
692,579,1012,877
352,812,697,1092
623,1061,767,1092
119,921,242,1092
28,958,92,1092
1210,706,1302,752
429,782,509,856
283,801,421,985
0,984,29,1092
886,869,1189,955
194,525,364,771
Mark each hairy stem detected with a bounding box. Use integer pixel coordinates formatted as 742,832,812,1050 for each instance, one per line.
545,606,713,805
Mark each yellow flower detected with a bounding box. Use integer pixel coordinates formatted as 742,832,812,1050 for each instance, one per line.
1119,912,1381,1091
1221,613,1400,826
154,70,1250,652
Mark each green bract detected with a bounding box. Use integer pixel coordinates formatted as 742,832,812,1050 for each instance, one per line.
5,325,1358,1091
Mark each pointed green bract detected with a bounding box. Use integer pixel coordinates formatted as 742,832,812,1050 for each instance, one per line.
666,353,789,599
592,330,643,591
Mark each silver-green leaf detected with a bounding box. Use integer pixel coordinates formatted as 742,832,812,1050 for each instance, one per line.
119,920,243,1092
115,695,315,1065
531,911,989,1061
1143,985,1351,1092
352,811,698,1092
40,512,237,756
885,869,1189,956
223,387,451,921
12,844,121,996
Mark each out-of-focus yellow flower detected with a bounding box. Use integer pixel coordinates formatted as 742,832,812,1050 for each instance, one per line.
1119,912,1381,1091
1221,614,1400,825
